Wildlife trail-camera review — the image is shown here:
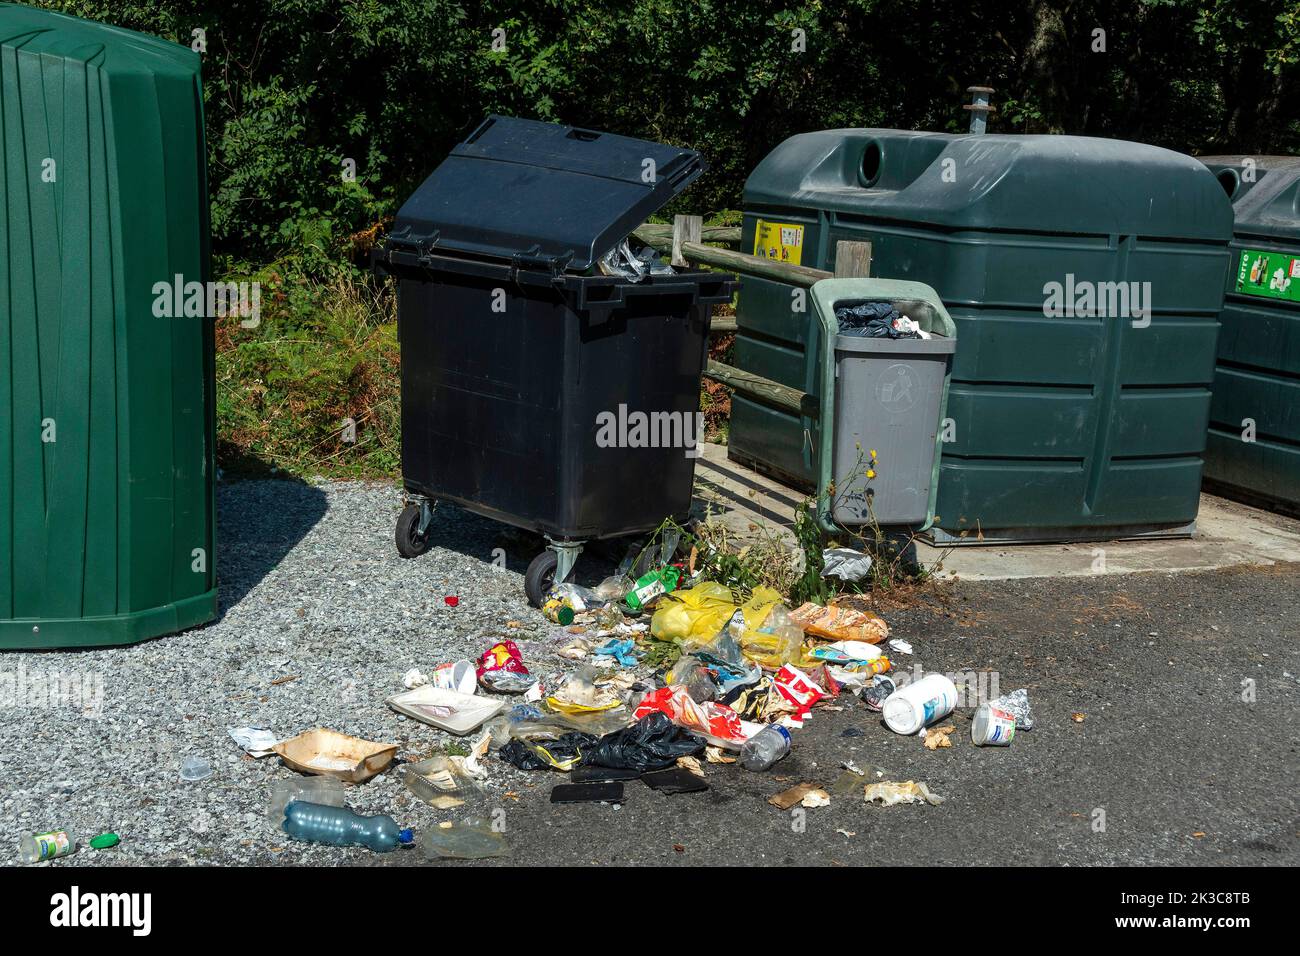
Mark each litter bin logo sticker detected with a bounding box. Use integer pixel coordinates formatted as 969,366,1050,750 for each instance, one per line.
1235,249,1300,304
874,364,917,413
753,219,804,265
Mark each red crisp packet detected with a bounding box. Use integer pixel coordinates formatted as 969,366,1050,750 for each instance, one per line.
774,664,823,716
635,686,747,748
476,640,529,680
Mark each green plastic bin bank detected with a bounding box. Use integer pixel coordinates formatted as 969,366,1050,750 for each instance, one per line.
732,130,1234,543
1199,156,1300,515
0,6,216,648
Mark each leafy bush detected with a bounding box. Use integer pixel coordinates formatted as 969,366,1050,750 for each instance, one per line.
31,1,1300,264
214,255,399,479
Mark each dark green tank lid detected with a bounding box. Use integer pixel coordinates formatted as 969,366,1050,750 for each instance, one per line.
744,129,1233,241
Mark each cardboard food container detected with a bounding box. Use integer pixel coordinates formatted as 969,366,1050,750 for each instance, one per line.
271,728,398,783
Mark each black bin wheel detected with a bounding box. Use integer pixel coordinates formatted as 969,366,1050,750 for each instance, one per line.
525,550,573,607
395,503,432,559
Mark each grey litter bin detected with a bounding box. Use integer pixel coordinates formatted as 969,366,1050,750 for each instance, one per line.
832,333,956,526
807,279,957,530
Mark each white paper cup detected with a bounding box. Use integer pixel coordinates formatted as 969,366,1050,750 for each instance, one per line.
971,703,1016,746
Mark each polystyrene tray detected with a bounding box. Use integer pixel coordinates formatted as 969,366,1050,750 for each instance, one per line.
385,686,505,735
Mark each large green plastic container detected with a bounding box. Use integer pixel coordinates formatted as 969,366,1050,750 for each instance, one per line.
0,6,216,648
733,130,1233,542
1198,156,1300,515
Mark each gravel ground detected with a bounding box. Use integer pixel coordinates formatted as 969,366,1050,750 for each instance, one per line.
1,478,1297,867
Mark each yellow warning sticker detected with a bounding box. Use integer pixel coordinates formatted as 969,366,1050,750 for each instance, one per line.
752,219,804,266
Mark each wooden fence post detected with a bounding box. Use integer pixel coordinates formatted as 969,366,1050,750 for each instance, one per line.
672,215,703,268
834,240,872,278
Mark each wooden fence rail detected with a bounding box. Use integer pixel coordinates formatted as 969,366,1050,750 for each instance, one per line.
643,215,873,417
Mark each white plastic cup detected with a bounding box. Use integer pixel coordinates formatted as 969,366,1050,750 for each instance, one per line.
971,703,1017,746
431,660,476,695
882,673,958,735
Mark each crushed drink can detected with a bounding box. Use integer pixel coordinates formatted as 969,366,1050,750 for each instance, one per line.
858,675,896,712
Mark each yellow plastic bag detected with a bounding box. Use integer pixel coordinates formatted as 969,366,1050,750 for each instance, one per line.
650,582,737,643
740,586,782,632
650,583,785,644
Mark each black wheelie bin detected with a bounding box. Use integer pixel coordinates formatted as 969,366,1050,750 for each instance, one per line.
375,116,737,605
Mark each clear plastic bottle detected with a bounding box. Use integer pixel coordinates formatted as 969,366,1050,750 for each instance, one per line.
282,801,413,853
20,829,76,863
738,724,792,772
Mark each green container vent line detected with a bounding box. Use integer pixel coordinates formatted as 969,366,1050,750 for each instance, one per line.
1199,156,1300,516
732,129,1234,544
0,5,216,648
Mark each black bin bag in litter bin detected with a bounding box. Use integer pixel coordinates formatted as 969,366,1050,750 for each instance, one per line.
374,116,738,607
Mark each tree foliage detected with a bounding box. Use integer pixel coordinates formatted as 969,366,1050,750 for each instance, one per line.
31,0,1300,261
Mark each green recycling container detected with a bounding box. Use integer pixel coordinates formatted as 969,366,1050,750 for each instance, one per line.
733,130,1233,542
1198,156,1300,515
0,6,216,648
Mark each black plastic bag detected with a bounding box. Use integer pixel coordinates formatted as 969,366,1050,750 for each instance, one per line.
836,301,919,339
498,733,597,772
585,712,706,772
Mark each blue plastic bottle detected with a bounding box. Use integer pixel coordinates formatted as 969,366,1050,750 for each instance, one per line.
282,801,414,853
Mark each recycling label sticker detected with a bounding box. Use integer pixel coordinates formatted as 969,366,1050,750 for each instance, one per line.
753,219,804,265
1235,249,1300,304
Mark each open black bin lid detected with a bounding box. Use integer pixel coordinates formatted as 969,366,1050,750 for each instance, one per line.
388,115,705,273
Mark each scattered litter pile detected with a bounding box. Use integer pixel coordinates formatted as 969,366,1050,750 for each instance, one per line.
20,544,1036,864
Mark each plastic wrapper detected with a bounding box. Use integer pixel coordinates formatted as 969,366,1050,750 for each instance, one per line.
592,605,627,632
807,640,882,665
858,675,897,711
742,634,804,669
480,670,539,694
592,638,638,666
821,547,874,582
593,575,633,604
789,602,889,644
774,664,824,716
267,776,345,825
585,712,706,772
633,685,749,749
400,754,483,806
804,663,844,697
826,665,883,689
597,238,675,282
989,688,1034,730
863,780,945,806
667,659,720,702
421,819,510,859
476,640,529,683
549,582,605,610
485,704,631,748
722,676,774,721
547,665,624,715
673,614,763,697
741,605,808,668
